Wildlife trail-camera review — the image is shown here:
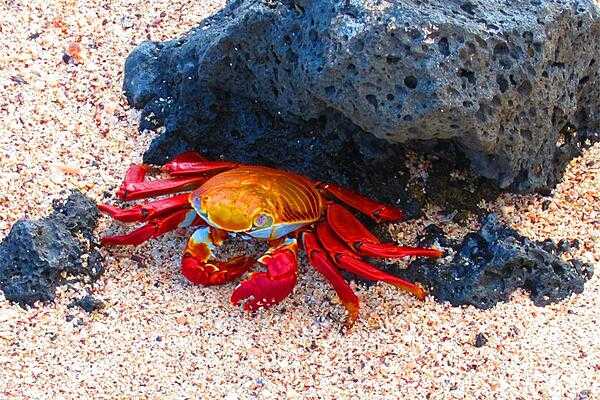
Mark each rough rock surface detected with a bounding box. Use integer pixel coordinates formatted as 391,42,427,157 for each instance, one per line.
395,214,594,308
124,0,600,191
0,191,103,306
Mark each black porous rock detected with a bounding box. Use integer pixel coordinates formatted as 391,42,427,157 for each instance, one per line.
70,294,105,313
0,191,103,307
474,332,488,347
124,0,600,192
396,214,593,308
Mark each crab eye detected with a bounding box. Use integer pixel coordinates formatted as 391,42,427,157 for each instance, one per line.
253,213,273,227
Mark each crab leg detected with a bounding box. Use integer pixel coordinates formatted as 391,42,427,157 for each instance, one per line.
327,204,443,259
116,175,208,201
165,151,207,164
101,209,196,246
316,223,426,300
160,150,237,176
231,238,298,311
98,193,191,223
181,226,255,286
320,183,405,222
163,160,239,176
302,231,360,330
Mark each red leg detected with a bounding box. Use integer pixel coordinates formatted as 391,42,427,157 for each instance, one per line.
302,231,359,331
101,209,194,246
98,193,191,223
230,238,298,311
316,223,426,300
166,151,207,164
327,203,443,259
123,164,150,183
162,152,238,176
117,176,208,201
181,226,255,286
319,183,405,222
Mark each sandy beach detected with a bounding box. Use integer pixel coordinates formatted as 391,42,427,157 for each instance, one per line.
1,1,599,398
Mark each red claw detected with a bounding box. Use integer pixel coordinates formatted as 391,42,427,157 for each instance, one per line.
181,226,254,285
231,239,298,311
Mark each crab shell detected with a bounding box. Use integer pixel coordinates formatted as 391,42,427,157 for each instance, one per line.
190,166,323,239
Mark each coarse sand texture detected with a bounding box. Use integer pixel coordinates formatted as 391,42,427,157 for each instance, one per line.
1,1,599,399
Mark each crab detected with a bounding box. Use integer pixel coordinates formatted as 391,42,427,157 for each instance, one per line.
99,151,442,329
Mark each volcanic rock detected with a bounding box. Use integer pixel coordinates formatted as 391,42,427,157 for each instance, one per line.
396,214,594,308
0,191,103,306
124,0,600,192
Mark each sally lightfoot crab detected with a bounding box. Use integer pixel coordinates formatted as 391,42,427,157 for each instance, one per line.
99,152,442,329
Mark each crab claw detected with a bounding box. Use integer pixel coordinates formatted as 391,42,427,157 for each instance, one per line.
231,238,298,311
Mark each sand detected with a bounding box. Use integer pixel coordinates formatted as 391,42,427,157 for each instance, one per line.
0,1,599,399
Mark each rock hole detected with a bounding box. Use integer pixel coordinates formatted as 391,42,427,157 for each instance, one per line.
403,115,413,122
351,39,365,52
366,94,378,109
438,37,450,56
552,262,564,275
404,75,418,89
324,86,335,96
460,1,476,15
458,68,476,84
347,63,357,75
475,102,492,122
463,100,473,107
579,76,589,85
386,55,400,64
493,42,510,56
386,93,395,101
496,75,509,93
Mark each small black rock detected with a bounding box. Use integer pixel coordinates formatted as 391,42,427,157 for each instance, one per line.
557,238,572,254
0,191,103,307
398,214,594,309
541,200,552,211
474,333,488,348
72,295,104,313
